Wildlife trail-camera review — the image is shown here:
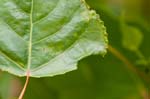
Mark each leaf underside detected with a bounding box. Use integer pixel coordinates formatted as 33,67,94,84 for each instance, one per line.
0,0,107,77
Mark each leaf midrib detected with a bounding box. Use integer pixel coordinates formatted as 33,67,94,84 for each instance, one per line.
27,0,34,71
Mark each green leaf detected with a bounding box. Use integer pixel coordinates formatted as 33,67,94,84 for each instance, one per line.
0,0,107,77
121,25,143,52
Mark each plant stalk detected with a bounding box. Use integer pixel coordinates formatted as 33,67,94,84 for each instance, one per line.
18,70,30,99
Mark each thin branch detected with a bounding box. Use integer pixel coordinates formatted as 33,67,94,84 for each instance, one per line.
108,45,150,84
18,70,30,99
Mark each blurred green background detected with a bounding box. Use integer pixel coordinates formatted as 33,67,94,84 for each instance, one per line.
0,0,150,99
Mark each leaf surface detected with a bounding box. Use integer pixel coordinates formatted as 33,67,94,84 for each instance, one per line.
0,0,107,77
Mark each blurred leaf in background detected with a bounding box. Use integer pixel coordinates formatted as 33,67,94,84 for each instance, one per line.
86,0,150,76
0,72,21,99
24,55,147,99
0,72,12,99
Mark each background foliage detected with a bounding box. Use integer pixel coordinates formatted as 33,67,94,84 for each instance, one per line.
0,0,150,99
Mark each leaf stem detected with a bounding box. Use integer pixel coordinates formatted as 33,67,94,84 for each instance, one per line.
108,45,150,83
18,70,30,99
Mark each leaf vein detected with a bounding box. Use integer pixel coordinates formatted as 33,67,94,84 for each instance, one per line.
0,50,25,70
32,6,80,44
33,0,60,24
3,21,27,42
27,0,34,70
31,23,88,72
